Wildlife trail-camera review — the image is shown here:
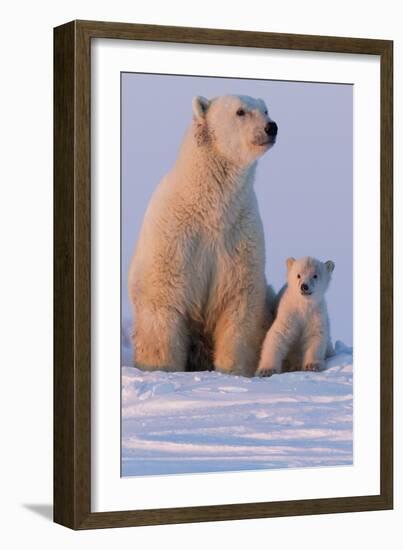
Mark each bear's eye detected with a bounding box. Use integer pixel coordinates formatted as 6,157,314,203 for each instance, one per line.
297,274,301,279
264,109,268,115
313,274,318,279
236,108,246,116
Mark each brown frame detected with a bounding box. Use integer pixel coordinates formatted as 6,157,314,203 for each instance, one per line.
54,19,393,530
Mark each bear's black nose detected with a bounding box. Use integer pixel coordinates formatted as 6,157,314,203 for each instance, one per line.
265,121,278,136
301,283,309,292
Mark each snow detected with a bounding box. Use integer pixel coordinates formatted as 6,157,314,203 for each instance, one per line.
121,341,353,477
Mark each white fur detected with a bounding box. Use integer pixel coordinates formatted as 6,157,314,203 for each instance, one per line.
129,95,277,376
256,256,335,377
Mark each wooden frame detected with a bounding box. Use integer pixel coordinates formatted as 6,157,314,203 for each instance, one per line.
54,19,393,530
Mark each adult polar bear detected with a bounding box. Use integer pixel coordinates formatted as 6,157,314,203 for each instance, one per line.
129,95,278,376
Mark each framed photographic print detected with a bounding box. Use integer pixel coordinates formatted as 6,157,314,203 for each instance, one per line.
54,20,393,529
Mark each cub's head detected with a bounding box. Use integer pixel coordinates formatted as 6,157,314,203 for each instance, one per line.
286,256,335,301
192,95,278,166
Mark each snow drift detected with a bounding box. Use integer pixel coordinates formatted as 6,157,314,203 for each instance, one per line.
121,341,353,477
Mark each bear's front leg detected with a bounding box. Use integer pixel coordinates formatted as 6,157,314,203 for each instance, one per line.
302,335,327,372
213,303,268,377
133,304,188,372
212,208,270,377
256,320,291,377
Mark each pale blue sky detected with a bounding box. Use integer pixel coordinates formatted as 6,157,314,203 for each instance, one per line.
121,73,353,346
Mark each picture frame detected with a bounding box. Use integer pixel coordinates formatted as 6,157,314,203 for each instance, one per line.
54,19,393,530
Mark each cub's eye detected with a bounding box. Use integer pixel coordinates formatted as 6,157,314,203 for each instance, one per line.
264,109,268,115
313,274,318,279
297,274,301,279
236,108,246,116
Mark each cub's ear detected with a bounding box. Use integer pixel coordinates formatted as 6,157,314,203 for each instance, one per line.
325,260,335,273
192,96,210,121
286,257,296,271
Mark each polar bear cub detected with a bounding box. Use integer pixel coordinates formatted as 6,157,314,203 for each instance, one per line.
256,256,335,377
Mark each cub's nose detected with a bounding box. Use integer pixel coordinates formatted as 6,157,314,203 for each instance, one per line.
301,283,309,292
265,121,278,136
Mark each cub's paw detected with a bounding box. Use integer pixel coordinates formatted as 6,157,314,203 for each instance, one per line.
256,366,278,378
303,361,323,372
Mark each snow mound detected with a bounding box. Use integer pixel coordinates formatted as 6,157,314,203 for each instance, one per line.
121,341,353,477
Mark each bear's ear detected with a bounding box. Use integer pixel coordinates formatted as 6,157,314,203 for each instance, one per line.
192,96,210,121
286,257,296,271
325,260,335,273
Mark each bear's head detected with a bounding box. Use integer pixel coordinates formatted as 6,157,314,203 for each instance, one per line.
192,95,278,167
286,256,335,301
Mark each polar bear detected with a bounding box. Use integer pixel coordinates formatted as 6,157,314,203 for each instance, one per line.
256,256,335,377
128,94,278,376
